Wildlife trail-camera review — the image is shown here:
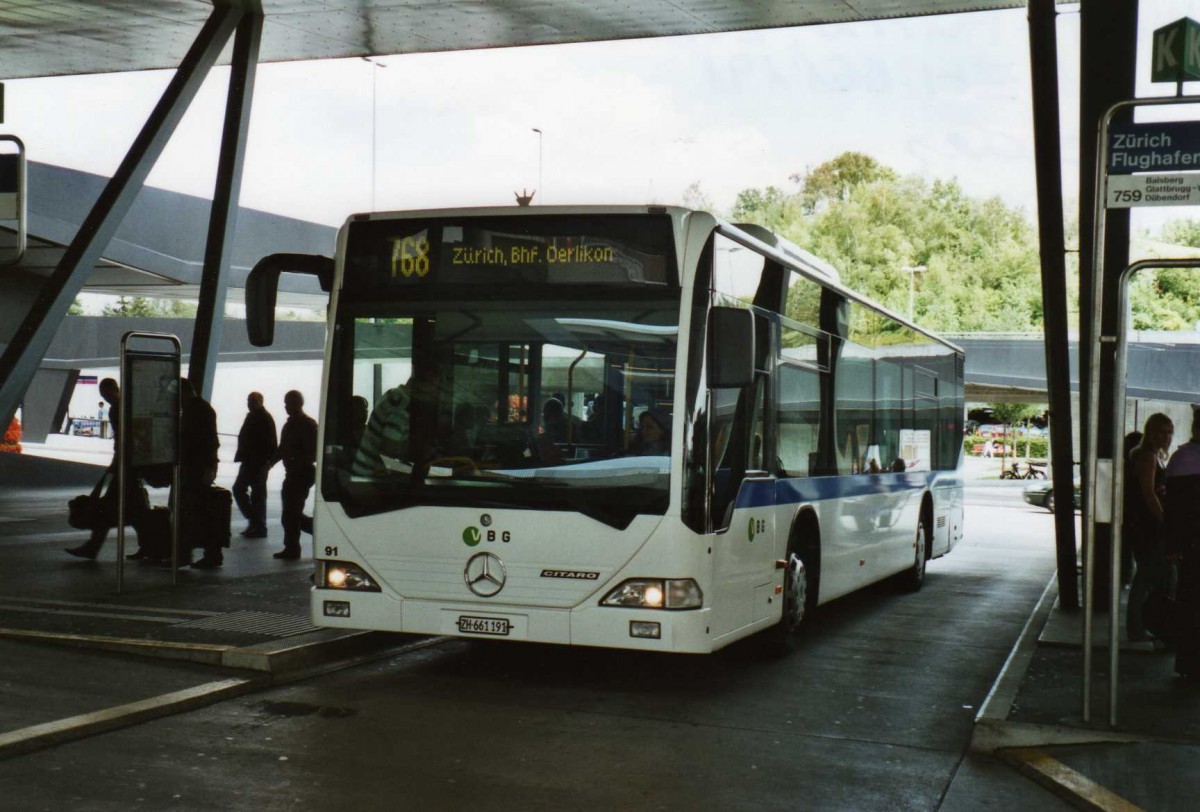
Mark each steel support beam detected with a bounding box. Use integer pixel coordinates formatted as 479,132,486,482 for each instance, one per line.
189,11,263,399
1077,0,1136,614
0,4,244,428
1027,0,1078,610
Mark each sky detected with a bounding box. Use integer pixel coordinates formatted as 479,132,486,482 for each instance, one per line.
3,3,1199,232
8,1,1200,429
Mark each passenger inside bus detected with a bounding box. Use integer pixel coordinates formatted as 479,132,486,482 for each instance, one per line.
541,397,578,444
351,383,410,476
633,408,670,455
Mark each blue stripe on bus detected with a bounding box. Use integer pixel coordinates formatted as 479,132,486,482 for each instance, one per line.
733,471,961,509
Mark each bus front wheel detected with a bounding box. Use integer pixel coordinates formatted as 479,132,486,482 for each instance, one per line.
896,515,928,592
761,548,809,655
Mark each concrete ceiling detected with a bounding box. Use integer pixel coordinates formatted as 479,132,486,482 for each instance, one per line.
0,0,1034,80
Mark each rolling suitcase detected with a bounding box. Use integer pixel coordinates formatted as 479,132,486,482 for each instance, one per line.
207,486,233,549
133,506,173,560
183,487,232,550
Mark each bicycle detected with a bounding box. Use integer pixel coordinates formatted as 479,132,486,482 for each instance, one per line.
1000,461,1046,480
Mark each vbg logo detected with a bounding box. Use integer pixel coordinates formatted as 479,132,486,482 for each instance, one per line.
747,518,766,542
462,526,513,547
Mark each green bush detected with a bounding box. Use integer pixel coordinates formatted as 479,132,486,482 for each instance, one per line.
963,433,1047,459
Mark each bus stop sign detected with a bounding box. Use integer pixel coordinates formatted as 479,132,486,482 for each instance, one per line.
1108,121,1200,174
1152,17,1200,83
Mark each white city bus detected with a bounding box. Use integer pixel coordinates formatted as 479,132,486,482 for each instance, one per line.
247,206,964,653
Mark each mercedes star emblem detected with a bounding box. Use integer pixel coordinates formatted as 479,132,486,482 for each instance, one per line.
464,552,507,597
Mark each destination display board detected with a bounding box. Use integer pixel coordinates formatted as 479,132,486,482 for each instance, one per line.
343,214,678,296
1108,121,1200,174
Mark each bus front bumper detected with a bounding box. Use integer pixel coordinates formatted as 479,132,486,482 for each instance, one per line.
313,589,715,653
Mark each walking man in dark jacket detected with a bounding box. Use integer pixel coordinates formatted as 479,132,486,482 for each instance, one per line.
66,378,127,559
233,391,277,539
272,390,317,560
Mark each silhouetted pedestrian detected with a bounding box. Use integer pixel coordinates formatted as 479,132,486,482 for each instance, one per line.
1127,413,1173,642
66,378,131,559
272,390,317,560
180,378,221,569
233,391,277,539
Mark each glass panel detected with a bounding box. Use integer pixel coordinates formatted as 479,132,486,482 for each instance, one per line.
780,319,826,369
784,269,822,327
778,363,821,476
875,358,902,472
324,295,680,528
713,234,764,302
834,322,875,475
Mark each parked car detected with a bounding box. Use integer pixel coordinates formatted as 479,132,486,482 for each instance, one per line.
1023,476,1081,512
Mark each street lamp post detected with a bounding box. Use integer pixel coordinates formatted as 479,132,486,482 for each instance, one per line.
901,264,927,320
531,127,542,202
363,57,387,211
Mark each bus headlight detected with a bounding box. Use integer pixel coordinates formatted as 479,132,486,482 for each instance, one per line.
601,579,702,609
321,561,381,592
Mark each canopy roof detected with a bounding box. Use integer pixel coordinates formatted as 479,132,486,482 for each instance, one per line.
0,0,1033,80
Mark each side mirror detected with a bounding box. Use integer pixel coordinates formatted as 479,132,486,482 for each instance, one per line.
246,253,334,346
708,306,755,388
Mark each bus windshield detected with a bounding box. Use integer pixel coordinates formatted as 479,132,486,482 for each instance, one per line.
322,294,679,528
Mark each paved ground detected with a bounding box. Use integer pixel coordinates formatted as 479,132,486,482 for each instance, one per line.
0,450,1196,809
1,496,1067,811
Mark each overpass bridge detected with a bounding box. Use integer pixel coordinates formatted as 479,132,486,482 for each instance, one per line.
23,315,1200,445
9,157,1199,443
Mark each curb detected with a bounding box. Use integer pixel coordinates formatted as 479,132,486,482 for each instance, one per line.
0,626,422,674
972,575,1158,811
0,632,446,762
996,747,1147,812
0,627,230,666
0,677,265,761
971,574,1059,751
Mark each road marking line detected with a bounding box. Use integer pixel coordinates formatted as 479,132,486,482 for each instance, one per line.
0,595,217,616
1000,748,1146,812
0,677,264,761
0,634,448,761
0,603,186,624
0,628,233,664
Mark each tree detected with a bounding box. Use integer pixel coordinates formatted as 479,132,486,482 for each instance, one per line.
731,152,1047,334
102,297,198,318
681,181,715,213
790,151,896,214
990,402,1041,470
1123,219,1200,330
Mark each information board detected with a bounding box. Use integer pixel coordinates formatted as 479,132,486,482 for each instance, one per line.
122,353,179,468
1106,172,1200,208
